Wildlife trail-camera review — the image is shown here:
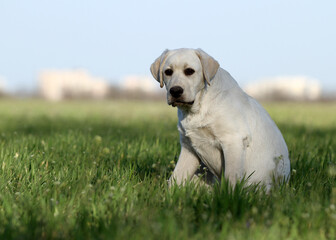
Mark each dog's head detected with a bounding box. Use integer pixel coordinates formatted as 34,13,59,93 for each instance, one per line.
150,48,219,107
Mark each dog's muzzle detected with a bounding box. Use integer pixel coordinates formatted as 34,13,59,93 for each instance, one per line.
168,86,194,107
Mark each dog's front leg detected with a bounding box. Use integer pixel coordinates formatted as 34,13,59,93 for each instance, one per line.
221,137,248,186
168,145,200,187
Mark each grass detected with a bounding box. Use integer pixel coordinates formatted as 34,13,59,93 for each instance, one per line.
0,99,335,239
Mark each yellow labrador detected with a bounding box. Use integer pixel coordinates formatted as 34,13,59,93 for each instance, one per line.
150,48,290,190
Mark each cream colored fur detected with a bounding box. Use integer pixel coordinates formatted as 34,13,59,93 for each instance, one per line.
150,48,290,191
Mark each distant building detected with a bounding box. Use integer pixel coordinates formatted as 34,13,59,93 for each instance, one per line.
0,76,6,95
118,75,165,100
39,70,110,101
244,76,321,101
121,75,162,93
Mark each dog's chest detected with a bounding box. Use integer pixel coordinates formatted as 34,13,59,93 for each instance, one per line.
185,124,217,147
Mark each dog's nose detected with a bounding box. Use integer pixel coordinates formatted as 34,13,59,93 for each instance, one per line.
170,86,184,98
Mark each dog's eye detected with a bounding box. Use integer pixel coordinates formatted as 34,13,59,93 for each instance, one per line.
184,68,195,76
164,69,173,76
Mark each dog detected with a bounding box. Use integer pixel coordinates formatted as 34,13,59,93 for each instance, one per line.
150,48,290,191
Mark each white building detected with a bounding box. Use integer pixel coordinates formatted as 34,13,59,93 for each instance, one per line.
121,75,163,93
0,76,5,91
39,70,110,101
244,76,321,101
0,76,6,93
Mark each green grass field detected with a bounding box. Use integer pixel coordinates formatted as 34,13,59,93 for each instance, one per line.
0,100,335,239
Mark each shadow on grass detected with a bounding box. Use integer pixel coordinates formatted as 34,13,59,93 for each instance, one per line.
2,115,335,142
0,115,177,140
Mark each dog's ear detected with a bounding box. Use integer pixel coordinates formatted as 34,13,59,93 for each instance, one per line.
150,49,169,88
195,49,219,86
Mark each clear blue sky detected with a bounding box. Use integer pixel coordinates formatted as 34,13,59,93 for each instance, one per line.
0,0,335,92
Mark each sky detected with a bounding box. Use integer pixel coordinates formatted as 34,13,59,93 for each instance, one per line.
0,0,335,92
